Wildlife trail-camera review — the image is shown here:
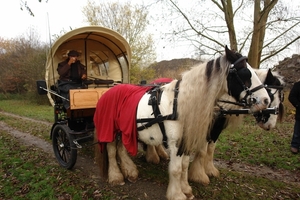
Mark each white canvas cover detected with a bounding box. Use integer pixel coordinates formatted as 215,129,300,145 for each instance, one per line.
45,26,131,105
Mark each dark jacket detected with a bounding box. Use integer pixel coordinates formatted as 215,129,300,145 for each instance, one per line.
288,81,300,120
57,59,86,83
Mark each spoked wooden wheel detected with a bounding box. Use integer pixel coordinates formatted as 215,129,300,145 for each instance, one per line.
52,124,77,169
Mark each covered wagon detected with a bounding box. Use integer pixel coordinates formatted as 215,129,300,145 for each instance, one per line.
37,26,131,169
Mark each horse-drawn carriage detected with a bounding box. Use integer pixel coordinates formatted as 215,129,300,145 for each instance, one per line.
37,26,131,169
36,26,286,200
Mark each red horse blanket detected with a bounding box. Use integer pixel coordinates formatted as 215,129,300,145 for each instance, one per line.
93,84,152,156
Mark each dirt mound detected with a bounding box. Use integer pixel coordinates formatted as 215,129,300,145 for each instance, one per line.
150,54,300,90
149,58,203,79
273,54,300,89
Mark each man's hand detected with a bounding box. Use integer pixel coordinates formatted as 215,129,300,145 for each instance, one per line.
81,74,87,80
68,57,76,65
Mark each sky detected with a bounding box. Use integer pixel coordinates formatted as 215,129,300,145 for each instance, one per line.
0,0,190,62
0,1,87,41
0,1,299,64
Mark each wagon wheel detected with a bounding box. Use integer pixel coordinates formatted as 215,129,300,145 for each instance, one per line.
52,124,77,169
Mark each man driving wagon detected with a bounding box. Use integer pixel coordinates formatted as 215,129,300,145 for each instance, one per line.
57,50,87,109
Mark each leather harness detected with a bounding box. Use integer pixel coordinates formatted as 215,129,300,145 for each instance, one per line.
136,80,181,148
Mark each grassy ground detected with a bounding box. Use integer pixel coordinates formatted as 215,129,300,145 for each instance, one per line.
1,99,300,199
0,99,53,122
0,131,112,200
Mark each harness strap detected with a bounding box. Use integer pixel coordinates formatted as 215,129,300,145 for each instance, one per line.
231,56,248,67
265,85,284,90
248,84,265,93
170,79,181,120
150,88,168,148
217,99,246,107
136,80,182,148
137,116,169,130
240,83,265,105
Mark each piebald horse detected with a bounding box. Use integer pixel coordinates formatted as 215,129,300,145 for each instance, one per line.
94,46,270,200
146,69,285,185
187,68,285,184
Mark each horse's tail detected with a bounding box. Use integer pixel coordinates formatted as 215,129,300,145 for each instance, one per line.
94,129,108,179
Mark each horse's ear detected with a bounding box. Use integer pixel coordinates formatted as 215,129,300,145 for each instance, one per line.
265,69,275,84
267,69,273,78
225,45,235,63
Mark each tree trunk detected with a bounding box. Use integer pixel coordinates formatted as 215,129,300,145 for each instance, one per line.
221,0,238,51
248,0,278,68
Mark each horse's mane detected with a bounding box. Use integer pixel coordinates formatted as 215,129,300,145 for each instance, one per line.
177,55,230,153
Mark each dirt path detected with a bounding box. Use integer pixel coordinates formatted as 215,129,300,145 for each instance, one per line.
0,112,168,199
1,111,300,199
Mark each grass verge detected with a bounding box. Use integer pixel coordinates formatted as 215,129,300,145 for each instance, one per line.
1,99,300,199
0,130,113,200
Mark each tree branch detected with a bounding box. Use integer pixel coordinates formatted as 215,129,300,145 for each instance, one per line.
261,36,300,63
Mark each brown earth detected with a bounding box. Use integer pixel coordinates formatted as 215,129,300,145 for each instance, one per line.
1,111,300,200
150,54,300,90
273,54,300,89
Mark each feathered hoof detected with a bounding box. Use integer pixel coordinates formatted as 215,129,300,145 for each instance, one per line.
205,164,220,178
108,179,125,186
108,171,125,186
207,168,220,178
157,150,169,160
127,176,138,183
185,193,194,200
146,156,160,164
189,175,210,186
166,193,188,200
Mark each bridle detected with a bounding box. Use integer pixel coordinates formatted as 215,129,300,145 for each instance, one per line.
220,56,265,108
253,84,284,123
265,85,284,103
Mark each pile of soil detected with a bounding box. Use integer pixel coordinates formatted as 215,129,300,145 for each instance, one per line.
273,54,300,89
150,54,300,90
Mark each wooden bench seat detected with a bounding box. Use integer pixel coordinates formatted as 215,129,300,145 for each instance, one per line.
69,88,110,110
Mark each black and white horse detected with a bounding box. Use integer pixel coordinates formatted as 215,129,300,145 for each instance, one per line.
93,46,270,200
187,68,285,184
145,69,285,185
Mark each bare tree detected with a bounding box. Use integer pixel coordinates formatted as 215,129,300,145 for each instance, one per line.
82,1,157,83
19,0,48,17
0,28,47,95
159,0,300,68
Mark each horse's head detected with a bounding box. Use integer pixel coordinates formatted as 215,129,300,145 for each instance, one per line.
224,46,270,113
253,69,285,130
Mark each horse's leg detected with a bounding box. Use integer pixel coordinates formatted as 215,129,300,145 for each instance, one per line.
146,144,169,164
188,143,210,185
146,145,160,164
167,142,192,200
181,155,194,199
204,142,220,177
107,141,125,185
117,140,139,183
156,144,169,160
